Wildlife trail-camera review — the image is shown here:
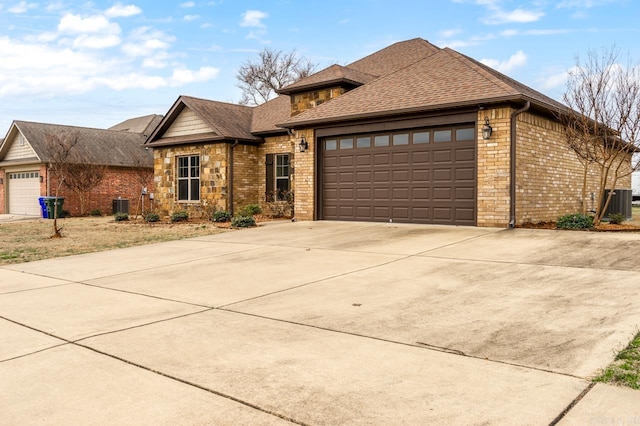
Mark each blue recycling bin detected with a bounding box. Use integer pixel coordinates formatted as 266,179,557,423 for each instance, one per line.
38,197,49,219
38,196,65,219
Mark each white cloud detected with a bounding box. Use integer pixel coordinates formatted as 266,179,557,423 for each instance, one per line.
58,14,121,35
105,4,143,18
170,67,220,86
540,69,570,90
240,10,268,28
8,1,37,14
484,8,544,24
481,50,527,73
73,34,122,49
184,15,200,21
181,1,196,7
440,28,463,38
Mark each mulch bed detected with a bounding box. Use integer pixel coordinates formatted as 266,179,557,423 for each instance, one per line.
518,221,640,232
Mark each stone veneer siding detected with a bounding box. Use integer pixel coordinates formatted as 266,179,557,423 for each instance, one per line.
153,143,229,219
290,87,347,116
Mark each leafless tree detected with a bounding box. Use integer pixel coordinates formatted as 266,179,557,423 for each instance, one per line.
44,131,79,237
130,147,154,216
236,48,318,105
561,47,640,225
62,162,107,216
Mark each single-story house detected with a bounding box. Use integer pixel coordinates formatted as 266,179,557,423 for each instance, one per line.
0,115,161,216
146,38,631,227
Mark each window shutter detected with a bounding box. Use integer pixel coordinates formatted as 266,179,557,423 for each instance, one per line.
265,153,274,202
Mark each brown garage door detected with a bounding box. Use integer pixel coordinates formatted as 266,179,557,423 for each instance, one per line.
321,125,476,225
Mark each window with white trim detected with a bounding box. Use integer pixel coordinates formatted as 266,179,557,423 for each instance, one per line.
177,155,200,201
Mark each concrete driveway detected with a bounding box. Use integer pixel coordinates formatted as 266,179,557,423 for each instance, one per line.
1,221,639,425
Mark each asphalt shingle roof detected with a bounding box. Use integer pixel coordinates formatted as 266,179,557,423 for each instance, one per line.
278,65,377,94
108,114,163,136
12,121,152,167
281,45,568,128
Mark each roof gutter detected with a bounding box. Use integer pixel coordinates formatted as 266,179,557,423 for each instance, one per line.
509,101,531,228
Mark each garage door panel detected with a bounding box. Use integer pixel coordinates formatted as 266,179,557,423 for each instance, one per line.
373,154,390,165
392,170,409,182
455,187,475,200
339,155,354,167
392,152,409,165
412,187,430,200
373,188,390,200
456,168,475,181
339,172,354,183
433,150,452,163
322,125,476,225
433,169,451,182
356,171,372,182
412,169,430,182
355,154,371,166
374,171,390,183
456,148,475,161
356,188,371,200
339,188,354,199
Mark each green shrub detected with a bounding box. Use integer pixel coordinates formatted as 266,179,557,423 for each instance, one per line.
557,213,594,229
231,215,256,228
608,213,626,225
144,213,160,223
89,209,102,217
170,211,189,223
212,210,231,222
239,204,262,216
114,212,129,222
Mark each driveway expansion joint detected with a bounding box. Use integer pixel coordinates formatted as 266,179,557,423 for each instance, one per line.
549,382,596,425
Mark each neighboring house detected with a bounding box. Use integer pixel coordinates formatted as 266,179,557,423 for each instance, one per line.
633,171,640,200
0,115,160,216
146,38,632,227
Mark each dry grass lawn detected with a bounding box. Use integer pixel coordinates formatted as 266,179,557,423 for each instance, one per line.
0,216,226,265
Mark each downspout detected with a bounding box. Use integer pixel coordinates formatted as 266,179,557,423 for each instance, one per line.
229,140,239,216
509,101,531,228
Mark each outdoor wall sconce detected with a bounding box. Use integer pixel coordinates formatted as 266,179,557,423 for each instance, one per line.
299,135,308,152
0,178,3,184
482,117,493,140
39,176,44,183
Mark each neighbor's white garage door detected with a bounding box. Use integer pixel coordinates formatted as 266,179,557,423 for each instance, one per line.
8,171,41,215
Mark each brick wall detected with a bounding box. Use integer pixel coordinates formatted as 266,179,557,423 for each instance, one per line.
292,129,314,220
516,112,631,224
258,134,297,217
47,166,154,216
232,143,260,213
476,107,512,227
153,143,229,219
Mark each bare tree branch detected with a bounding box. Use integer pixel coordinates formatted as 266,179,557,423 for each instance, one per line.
561,46,640,225
236,48,318,105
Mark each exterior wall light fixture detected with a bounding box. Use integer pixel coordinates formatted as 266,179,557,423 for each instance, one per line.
299,135,308,152
482,117,493,140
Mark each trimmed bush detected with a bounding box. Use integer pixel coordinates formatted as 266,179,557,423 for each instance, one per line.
89,209,102,217
231,215,256,228
144,213,160,223
114,212,129,222
608,213,626,224
239,204,262,216
212,210,231,222
170,211,189,223
557,213,594,229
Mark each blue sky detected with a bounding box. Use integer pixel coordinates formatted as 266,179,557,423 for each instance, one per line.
0,0,638,133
